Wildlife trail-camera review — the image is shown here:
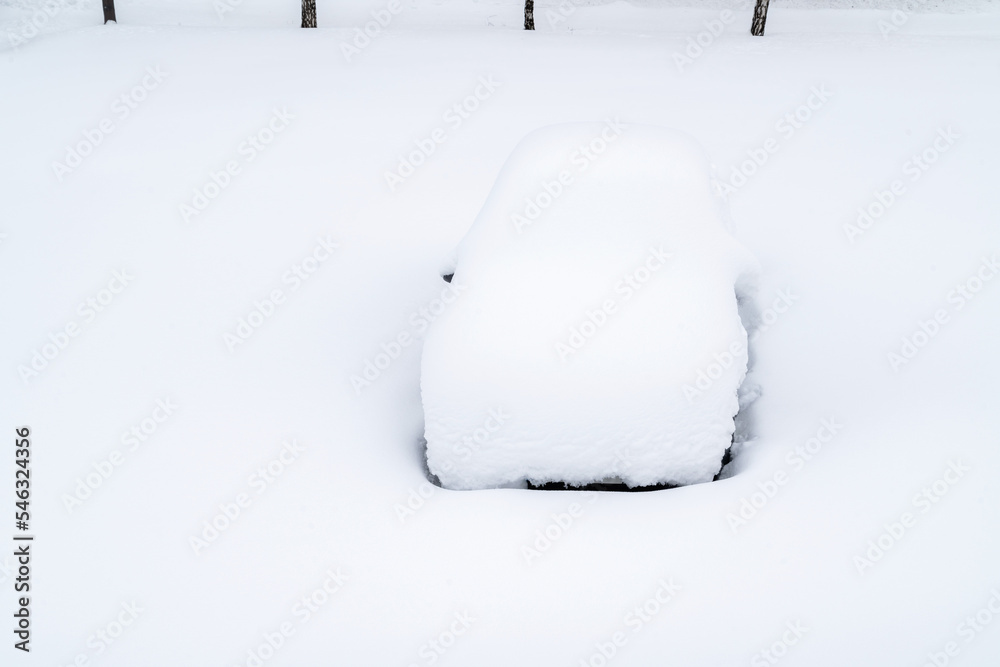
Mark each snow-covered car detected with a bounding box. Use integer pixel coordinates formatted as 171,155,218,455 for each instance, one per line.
421,122,759,490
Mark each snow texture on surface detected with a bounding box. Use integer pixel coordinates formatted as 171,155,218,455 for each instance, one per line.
3,3,1000,665
422,123,759,490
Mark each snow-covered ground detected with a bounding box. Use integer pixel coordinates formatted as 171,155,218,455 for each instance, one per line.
2,1,999,665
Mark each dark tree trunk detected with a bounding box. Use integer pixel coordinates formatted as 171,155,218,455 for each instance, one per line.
524,0,534,30
102,0,116,23
751,0,769,36
302,0,317,28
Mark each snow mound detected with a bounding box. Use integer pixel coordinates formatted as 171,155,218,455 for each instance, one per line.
421,122,759,490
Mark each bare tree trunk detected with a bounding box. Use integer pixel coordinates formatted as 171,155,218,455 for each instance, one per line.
524,0,534,30
102,0,116,23
302,0,317,28
751,0,769,36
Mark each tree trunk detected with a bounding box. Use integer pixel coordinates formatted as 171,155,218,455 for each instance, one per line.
102,0,116,23
302,0,317,28
751,0,769,36
524,0,534,30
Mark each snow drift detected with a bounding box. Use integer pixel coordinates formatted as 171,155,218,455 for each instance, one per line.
421,122,759,490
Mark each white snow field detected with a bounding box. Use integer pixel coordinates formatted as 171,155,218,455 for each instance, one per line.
2,1,1000,666
422,122,759,490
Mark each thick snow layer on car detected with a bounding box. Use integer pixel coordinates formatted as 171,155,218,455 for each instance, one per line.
421,122,759,490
